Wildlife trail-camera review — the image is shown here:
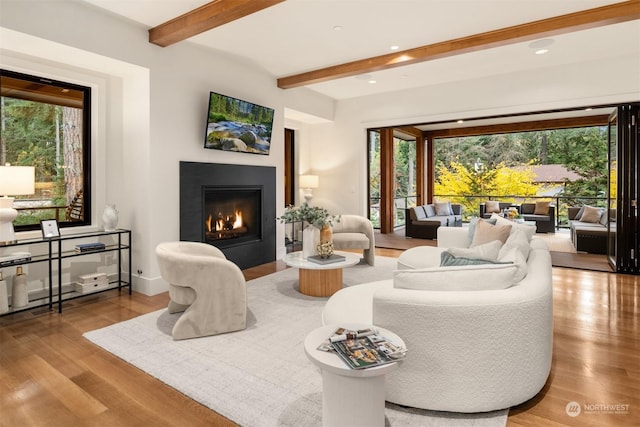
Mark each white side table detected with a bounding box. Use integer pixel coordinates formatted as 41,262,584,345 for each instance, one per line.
304,323,405,427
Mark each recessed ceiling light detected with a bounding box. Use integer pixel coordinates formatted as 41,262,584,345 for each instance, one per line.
368,80,377,84
333,26,343,31
585,107,593,111
529,38,554,55
457,120,464,124
390,45,399,51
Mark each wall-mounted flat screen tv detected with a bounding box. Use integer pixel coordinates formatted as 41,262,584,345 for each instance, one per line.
204,91,275,155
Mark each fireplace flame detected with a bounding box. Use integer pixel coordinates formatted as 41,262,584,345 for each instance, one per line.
233,210,243,229
207,209,244,232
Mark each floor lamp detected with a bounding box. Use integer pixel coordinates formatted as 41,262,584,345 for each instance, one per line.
299,175,319,204
0,165,35,246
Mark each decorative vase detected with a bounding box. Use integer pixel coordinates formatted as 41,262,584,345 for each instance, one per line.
320,223,333,244
102,204,119,231
11,266,28,309
302,224,320,259
0,271,8,314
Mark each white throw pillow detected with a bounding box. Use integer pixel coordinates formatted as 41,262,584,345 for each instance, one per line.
501,229,530,260
485,200,500,213
580,206,603,223
497,244,527,282
434,202,453,216
490,213,536,241
393,264,517,291
447,240,503,262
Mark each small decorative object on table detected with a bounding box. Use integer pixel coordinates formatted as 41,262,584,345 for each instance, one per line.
276,203,340,259
11,266,28,309
75,272,109,294
506,207,521,221
40,219,60,238
316,241,334,258
0,272,9,314
102,204,119,231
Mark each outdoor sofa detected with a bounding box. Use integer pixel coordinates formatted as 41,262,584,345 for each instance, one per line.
405,202,462,239
568,206,614,254
480,201,555,233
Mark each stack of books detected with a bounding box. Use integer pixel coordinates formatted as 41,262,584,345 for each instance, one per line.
74,272,109,294
0,252,32,267
75,242,106,253
307,254,346,265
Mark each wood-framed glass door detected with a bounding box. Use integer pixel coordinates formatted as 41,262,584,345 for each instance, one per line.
607,109,618,269
610,103,640,274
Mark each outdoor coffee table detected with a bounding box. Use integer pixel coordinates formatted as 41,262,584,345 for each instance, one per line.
283,251,360,297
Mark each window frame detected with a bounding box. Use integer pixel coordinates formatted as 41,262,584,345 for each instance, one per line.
0,68,92,232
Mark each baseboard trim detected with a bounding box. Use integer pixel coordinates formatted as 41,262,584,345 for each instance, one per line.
133,275,167,296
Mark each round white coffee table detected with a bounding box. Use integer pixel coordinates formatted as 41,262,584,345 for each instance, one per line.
283,251,360,297
304,323,405,427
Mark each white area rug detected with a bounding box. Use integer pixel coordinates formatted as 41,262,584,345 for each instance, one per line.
84,256,508,427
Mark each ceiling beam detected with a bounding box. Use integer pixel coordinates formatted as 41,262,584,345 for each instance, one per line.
278,0,640,89
425,115,611,139
149,0,286,47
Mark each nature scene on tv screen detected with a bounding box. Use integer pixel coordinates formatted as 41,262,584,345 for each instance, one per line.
204,92,274,155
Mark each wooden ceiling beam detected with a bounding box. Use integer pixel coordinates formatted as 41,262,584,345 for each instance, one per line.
149,0,286,47
277,1,640,89
425,115,611,139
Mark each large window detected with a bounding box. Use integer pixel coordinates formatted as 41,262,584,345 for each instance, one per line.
0,69,90,231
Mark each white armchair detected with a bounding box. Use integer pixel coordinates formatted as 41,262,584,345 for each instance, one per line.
156,241,247,340
331,214,375,266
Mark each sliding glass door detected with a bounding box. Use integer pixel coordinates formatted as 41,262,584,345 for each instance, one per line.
607,110,618,269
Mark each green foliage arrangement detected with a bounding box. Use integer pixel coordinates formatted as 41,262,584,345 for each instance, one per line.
276,203,340,229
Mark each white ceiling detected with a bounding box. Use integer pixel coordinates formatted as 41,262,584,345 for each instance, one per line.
80,0,640,102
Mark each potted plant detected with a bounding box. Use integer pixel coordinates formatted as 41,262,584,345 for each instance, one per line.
277,203,340,258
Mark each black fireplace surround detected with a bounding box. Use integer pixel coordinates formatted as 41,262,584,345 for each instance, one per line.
180,161,276,269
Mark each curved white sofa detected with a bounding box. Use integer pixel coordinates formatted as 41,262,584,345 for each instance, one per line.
322,226,553,413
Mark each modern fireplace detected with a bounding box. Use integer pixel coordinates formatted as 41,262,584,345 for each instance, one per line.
180,161,276,269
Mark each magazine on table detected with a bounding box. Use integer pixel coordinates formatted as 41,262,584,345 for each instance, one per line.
317,327,407,369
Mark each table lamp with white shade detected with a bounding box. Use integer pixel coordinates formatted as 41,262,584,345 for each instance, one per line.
0,164,35,245
299,174,319,204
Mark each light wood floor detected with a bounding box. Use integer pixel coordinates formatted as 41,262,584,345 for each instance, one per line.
1,249,638,427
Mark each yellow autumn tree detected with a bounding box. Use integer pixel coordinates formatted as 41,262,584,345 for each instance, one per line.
435,161,539,220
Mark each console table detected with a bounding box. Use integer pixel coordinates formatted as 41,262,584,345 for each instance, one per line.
0,229,131,314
